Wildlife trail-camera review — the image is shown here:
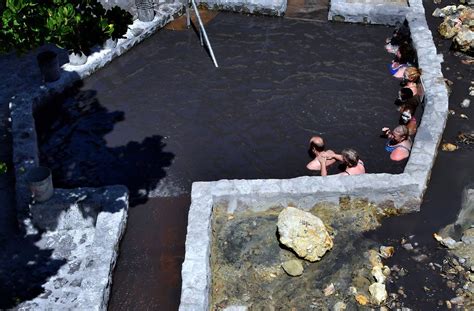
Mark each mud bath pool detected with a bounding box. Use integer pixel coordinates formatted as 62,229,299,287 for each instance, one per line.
211,200,390,309
34,12,410,309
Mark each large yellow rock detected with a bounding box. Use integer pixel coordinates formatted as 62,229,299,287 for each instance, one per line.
277,206,333,262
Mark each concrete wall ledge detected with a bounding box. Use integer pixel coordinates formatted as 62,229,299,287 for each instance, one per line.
196,0,287,16
328,0,409,25
180,0,449,309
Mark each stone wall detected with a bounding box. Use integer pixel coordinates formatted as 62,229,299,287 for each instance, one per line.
196,0,287,16
328,0,409,25
179,0,449,309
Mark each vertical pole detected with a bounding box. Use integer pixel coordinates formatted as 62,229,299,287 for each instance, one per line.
186,0,191,29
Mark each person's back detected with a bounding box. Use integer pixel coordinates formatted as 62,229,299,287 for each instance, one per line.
306,136,336,171
340,149,365,175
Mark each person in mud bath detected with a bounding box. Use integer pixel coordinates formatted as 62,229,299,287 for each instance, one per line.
317,148,365,176
306,136,336,171
381,125,412,161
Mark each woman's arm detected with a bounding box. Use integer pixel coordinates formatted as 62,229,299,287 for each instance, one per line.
318,156,328,176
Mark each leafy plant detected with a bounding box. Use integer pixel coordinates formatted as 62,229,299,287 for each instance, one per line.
0,0,48,54
1,0,133,55
46,0,109,54
105,6,133,40
0,162,7,175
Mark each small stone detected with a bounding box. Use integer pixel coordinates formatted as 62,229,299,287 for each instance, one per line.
382,266,391,276
355,294,368,305
323,283,335,296
450,296,465,305
402,243,414,251
460,113,469,119
441,143,459,152
369,283,388,305
332,301,346,311
380,246,395,259
447,280,456,289
446,300,452,309
349,286,358,295
281,259,303,277
460,99,471,108
369,249,383,268
412,254,429,262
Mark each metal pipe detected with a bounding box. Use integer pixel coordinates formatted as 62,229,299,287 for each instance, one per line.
185,1,191,29
190,0,219,68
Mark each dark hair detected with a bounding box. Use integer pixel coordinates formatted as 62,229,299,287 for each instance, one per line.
390,20,411,46
310,141,325,153
395,43,416,65
400,88,413,100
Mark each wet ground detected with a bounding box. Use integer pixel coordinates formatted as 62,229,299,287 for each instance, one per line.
31,3,473,311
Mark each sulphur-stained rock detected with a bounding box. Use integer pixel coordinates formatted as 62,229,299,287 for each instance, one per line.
453,26,474,53
380,246,395,259
371,266,386,284
369,282,388,305
281,259,304,277
439,17,461,39
355,294,368,305
277,206,333,262
368,249,383,268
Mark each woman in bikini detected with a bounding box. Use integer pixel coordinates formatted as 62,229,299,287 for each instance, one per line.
318,148,365,176
389,43,416,79
402,66,424,100
381,125,412,161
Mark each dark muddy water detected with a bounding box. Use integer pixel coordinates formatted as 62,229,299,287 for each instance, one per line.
34,7,471,310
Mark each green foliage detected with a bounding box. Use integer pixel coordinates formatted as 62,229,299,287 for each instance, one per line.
0,162,7,175
1,0,133,55
105,6,133,40
0,0,48,54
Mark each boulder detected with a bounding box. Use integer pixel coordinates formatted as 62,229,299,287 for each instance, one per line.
277,206,333,262
453,26,473,53
439,17,461,39
281,259,304,277
369,282,388,305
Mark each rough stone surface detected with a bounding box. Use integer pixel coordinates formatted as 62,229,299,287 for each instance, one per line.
197,0,287,16
281,259,304,276
180,0,449,309
328,0,409,25
368,282,387,304
17,186,128,311
277,206,333,262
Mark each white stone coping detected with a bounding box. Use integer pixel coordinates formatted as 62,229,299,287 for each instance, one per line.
179,0,448,309
196,0,287,16
328,0,409,25
17,186,129,311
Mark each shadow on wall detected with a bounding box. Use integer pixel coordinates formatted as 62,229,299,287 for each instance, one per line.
0,235,66,309
34,83,175,206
